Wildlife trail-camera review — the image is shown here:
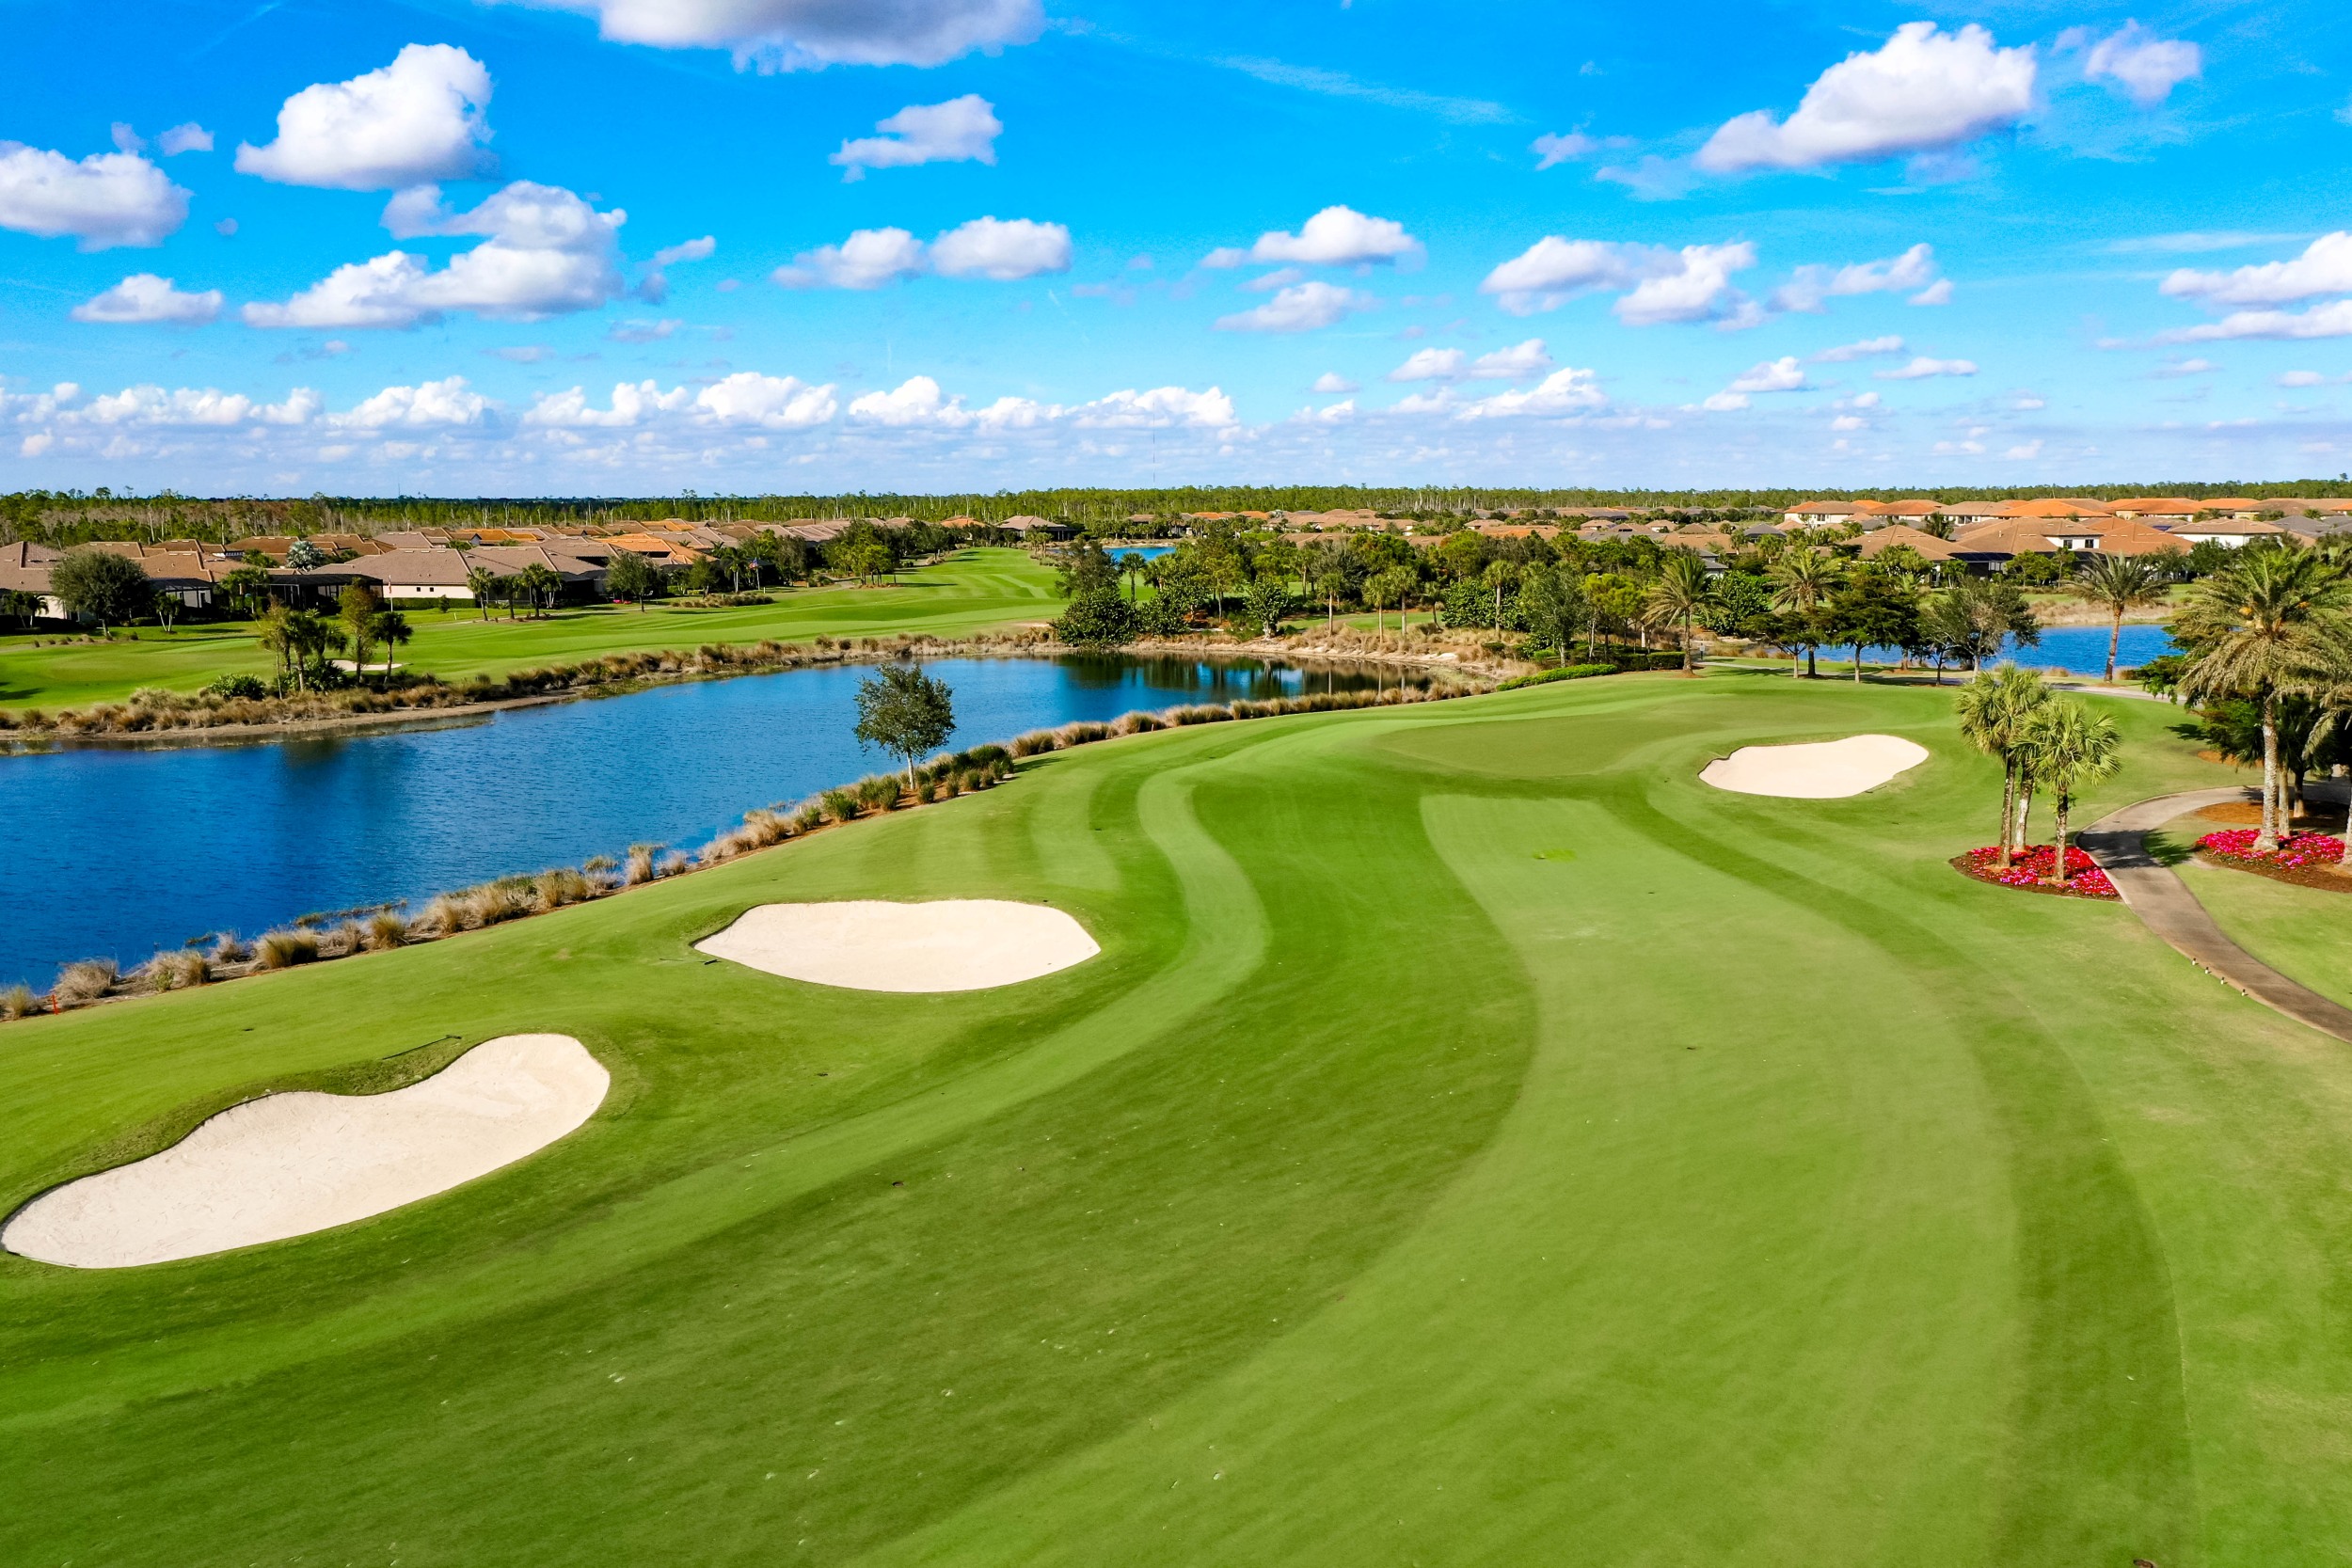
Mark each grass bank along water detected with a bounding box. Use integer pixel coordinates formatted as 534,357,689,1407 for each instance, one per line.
0,659,1468,1003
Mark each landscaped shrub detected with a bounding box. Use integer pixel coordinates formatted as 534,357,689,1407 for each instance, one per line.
1498,663,1615,690
210,931,250,964
855,774,904,813
1010,730,1059,756
141,950,210,990
625,843,661,885
794,803,829,833
533,867,594,911
255,930,320,969
1958,845,2117,898
54,958,118,1004
0,984,37,1020
820,789,859,824
364,911,410,950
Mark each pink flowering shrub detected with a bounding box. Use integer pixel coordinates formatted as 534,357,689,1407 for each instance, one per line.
1962,844,2118,898
2199,828,2346,868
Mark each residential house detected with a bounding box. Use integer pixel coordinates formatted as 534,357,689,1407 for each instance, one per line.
1855,524,1962,564
1949,513,2182,568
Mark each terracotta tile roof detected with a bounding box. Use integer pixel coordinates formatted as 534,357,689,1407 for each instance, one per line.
1856,524,1962,561
1952,515,2181,557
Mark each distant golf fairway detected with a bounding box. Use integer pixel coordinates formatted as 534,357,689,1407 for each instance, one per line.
7,671,2350,1568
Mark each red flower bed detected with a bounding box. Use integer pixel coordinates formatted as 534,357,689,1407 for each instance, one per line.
2198,828,2347,868
1955,843,2118,900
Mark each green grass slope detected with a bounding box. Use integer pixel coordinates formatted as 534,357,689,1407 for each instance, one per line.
3,673,2347,1567
0,546,1062,710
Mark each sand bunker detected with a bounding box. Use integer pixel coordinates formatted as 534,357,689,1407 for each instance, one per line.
1700,734,1930,799
696,899,1100,992
2,1034,606,1269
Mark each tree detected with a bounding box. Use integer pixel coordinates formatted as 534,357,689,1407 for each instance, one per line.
1955,666,2054,868
1767,549,1843,677
516,562,564,617
370,608,412,674
218,562,272,618
339,582,382,671
1827,567,1920,683
1055,541,1119,599
606,549,663,610
150,584,184,632
1483,560,1520,629
465,565,503,621
2020,698,2123,886
853,662,957,786
50,547,152,631
1242,574,1291,638
1516,564,1587,662
1364,567,1413,641
2,588,41,629
2074,553,2173,684
1054,588,1137,648
285,539,326,571
1306,544,1356,623
2173,548,2352,848
1644,550,1713,674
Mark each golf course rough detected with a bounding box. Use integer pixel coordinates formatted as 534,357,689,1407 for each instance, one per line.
2,1034,607,1268
694,899,1101,991
3,669,2346,1568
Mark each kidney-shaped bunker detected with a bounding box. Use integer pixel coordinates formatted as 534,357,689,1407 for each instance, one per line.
1700,734,1930,799
696,899,1101,992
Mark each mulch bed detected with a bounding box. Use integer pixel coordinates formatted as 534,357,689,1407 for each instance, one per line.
1951,845,2120,901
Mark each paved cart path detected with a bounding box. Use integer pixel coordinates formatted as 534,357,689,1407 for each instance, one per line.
2078,785,2352,1044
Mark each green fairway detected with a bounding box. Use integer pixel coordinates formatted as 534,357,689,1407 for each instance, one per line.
0,546,1062,711
2156,837,2352,1013
8,671,2351,1566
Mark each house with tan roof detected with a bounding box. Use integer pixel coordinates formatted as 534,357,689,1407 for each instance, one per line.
1951,514,2183,566
1855,524,1962,563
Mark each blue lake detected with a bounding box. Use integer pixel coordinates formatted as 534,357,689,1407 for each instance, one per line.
1844,622,2177,675
0,654,1414,990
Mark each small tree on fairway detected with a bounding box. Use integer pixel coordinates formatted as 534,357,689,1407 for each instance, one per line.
51,547,152,631
854,663,957,787
2020,698,2123,886
606,549,663,610
370,609,411,673
465,565,501,621
150,584,183,632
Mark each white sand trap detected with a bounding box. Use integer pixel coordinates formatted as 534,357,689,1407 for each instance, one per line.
1700,734,1930,799
697,899,1100,992
2,1034,606,1269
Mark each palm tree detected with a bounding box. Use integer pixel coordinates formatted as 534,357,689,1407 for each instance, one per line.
1645,551,1714,674
1483,559,1519,629
2173,547,2352,850
1955,665,2053,867
1768,549,1843,677
2074,553,2173,684
1365,567,1412,642
2020,698,2123,886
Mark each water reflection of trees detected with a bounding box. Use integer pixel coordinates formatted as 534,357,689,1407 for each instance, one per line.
1054,653,1428,700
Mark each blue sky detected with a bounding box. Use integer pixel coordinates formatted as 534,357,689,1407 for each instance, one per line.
1,0,2348,495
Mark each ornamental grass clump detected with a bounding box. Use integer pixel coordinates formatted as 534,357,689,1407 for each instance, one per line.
625,844,661,886
0,984,38,1020
254,929,319,970
364,911,411,950
793,803,828,833
54,958,119,1004
1010,730,1059,757
532,867,593,911
140,950,210,991
854,774,903,813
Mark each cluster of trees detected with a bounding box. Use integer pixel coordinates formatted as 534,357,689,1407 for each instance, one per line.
2162,542,2352,851
247,586,410,691
1955,668,2124,886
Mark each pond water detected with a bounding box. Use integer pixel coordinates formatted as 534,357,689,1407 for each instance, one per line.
1844,623,2177,675
1109,546,1175,562
0,654,1421,990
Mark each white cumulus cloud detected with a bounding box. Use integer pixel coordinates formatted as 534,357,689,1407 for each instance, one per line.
1311,372,1360,394
71,273,223,325
1696,24,2036,173
515,0,1043,70
1387,339,1553,382
1203,206,1421,269
831,95,1001,180
1457,367,1607,419
236,44,495,190
775,217,1067,288
1772,243,1937,312
1729,356,1807,393
244,182,625,328
1875,356,1979,379
694,372,839,428
329,375,493,429
2083,23,2201,107
1813,335,1907,361
2161,232,2352,308
1069,385,1236,429
1479,236,1758,326
1214,280,1371,333
0,143,189,249
637,234,714,303
2154,302,2352,342
157,123,214,156
930,215,1070,279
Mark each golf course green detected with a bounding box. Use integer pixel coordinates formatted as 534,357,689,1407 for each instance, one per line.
0,546,1062,711
5,670,2346,1567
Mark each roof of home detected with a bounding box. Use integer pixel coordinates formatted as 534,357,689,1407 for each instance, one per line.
1952,515,2182,557
1855,524,1962,562
2164,517,2288,536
